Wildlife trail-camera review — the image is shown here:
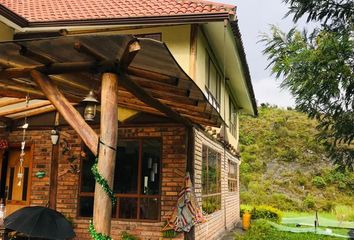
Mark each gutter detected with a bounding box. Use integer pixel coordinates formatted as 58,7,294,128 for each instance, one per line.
229,20,258,116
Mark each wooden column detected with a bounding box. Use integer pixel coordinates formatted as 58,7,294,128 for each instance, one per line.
93,72,118,235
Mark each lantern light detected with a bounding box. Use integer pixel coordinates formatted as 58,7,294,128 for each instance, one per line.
51,129,59,145
82,90,99,121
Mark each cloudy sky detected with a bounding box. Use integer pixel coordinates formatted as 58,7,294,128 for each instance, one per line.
213,0,304,107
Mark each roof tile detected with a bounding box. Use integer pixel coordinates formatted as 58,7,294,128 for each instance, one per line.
0,0,235,23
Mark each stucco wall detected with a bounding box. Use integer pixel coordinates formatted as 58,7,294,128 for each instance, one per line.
0,21,14,41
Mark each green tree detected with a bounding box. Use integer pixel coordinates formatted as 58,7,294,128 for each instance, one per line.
261,0,354,170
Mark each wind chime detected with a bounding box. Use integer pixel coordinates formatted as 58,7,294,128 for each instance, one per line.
18,95,29,186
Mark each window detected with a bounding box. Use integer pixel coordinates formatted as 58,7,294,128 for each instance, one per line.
206,52,221,112
229,98,237,137
79,139,162,221
228,160,238,192
202,145,221,214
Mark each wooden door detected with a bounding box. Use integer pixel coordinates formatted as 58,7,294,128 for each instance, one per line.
5,146,32,216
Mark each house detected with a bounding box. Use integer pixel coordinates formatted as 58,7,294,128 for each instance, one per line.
0,0,257,239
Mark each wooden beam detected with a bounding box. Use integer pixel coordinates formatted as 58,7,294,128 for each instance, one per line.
0,98,25,108
19,45,56,65
118,73,192,126
0,82,46,99
74,42,107,61
127,67,179,85
0,61,107,79
93,73,118,235
30,70,99,155
120,38,141,70
9,105,56,119
0,101,51,117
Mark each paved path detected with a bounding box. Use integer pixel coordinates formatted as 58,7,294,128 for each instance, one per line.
220,227,244,240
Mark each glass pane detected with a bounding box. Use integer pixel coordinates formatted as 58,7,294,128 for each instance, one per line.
202,195,221,214
79,197,94,217
202,147,208,195
119,198,137,219
207,148,220,194
114,141,139,194
141,139,161,195
209,62,217,96
80,146,96,193
140,198,159,220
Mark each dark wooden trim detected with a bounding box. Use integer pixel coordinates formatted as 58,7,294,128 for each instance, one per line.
49,142,59,209
189,24,198,81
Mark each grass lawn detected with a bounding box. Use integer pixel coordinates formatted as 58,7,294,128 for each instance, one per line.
234,220,348,240
282,211,354,229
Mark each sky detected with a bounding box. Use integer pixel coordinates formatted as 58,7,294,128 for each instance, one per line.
212,0,304,107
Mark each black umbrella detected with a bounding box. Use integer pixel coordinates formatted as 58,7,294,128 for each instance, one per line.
4,206,75,240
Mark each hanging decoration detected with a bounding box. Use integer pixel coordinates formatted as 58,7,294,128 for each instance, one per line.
89,157,116,240
91,158,116,205
18,95,30,187
88,220,112,240
0,139,8,150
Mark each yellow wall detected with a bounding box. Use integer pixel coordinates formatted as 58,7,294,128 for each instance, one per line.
0,22,14,41
93,25,191,75
195,26,239,147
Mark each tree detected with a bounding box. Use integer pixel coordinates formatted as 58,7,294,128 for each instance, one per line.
261,0,354,170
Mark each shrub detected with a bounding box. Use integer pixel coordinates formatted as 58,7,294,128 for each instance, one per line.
240,205,282,223
121,232,139,240
251,205,283,223
312,176,326,188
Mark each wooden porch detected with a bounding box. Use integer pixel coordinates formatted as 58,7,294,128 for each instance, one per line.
0,34,222,239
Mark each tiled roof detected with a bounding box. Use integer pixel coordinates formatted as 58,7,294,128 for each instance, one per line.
0,0,235,23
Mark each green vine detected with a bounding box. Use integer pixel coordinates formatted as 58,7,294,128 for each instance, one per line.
89,158,116,240
89,220,112,240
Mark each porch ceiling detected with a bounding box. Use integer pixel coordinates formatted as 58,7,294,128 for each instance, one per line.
0,34,222,127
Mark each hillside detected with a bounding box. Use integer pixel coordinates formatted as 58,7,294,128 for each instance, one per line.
239,106,354,212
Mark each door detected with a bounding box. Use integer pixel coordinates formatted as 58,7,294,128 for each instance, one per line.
5,146,32,216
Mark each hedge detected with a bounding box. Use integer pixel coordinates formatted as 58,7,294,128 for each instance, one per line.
240,205,283,223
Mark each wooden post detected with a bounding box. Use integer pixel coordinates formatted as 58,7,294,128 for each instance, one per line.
93,72,118,235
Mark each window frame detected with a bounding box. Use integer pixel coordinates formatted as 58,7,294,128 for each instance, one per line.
205,51,222,112
201,145,222,214
228,160,238,192
77,137,162,222
229,97,237,137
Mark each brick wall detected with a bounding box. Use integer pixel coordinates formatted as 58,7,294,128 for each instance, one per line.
6,125,187,240
8,130,52,206
193,128,240,240
4,125,240,240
